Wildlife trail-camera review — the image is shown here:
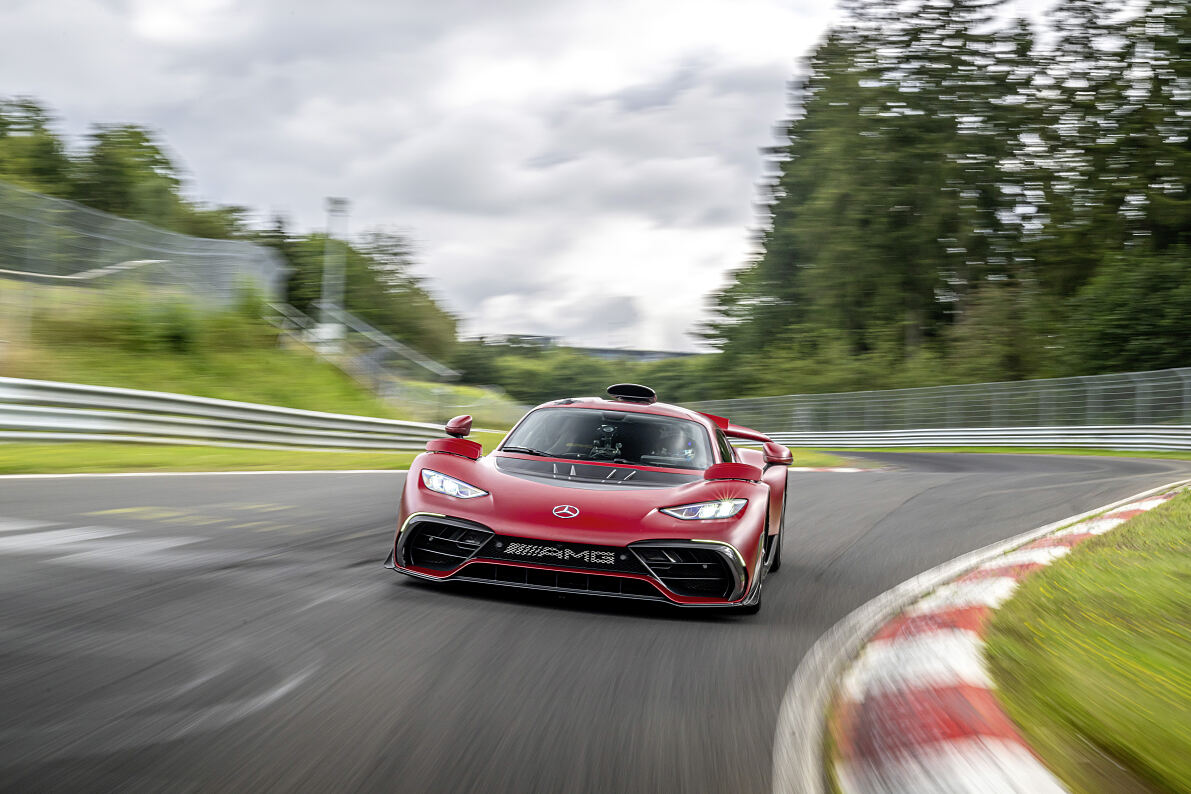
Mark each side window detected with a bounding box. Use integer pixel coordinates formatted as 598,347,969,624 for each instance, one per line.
715,429,734,463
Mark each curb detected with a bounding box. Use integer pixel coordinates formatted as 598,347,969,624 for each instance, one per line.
770,478,1190,794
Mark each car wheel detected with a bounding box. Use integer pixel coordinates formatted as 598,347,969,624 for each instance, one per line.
769,495,785,573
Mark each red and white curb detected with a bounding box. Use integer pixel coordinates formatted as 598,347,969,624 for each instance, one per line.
827,488,1184,794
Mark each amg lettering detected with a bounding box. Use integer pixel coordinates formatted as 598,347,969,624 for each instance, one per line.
503,542,617,565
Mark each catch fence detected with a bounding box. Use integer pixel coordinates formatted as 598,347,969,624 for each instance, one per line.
690,367,1191,450
0,180,287,303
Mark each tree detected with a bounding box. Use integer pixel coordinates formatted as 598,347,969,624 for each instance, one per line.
73,124,183,228
0,98,72,194
1063,248,1191,374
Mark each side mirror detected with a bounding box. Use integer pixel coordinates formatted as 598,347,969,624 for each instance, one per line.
445,415,473,438
763,442,793,467
704,462,762,482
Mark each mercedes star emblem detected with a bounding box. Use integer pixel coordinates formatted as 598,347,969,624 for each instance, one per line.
553,504,580,518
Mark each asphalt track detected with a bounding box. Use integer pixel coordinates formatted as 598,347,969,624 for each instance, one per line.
1,452,1188,793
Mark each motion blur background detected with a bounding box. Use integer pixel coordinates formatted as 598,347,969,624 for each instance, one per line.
1,3,1190,794
0,0,1187,417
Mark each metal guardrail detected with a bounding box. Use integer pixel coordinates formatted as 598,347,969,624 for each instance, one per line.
767,426,1191,451
691,366,1191,450
0,377,445,451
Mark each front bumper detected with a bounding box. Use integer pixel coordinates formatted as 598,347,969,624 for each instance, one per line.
385,514,755,607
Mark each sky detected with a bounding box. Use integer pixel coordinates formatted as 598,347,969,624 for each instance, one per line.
1,0,842,351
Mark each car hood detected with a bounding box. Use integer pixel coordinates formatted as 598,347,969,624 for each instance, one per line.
492,454,701,490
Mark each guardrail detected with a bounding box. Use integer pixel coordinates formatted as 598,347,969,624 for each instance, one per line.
766,426,1191,451
0,377,446,451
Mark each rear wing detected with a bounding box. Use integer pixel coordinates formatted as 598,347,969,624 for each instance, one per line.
696,411,772,444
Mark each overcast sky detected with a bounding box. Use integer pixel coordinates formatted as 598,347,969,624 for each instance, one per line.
2,0,841,350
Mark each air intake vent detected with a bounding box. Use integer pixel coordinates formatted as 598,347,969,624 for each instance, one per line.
458,563,662,600
606,383,657,404
632,544,737,599
403,519,493,571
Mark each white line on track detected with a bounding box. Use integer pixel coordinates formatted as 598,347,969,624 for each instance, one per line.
0,526,128,551
0,519,51,533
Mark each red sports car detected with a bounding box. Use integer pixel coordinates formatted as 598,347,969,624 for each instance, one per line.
384,384,792,613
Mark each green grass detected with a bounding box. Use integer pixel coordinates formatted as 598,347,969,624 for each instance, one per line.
0,443,419,474
985,490,1191,793
839,446,1191,461
780,448,858,468
4,345,408,418
0,283,524,427
0,431,507,475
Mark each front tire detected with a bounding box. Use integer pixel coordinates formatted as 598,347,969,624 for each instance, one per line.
769,495,785,573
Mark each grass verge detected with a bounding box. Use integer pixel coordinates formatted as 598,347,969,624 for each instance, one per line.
782,449,859,468
985,489,1191,793
0,432,506,475
0,435,865,475
3,346,407,420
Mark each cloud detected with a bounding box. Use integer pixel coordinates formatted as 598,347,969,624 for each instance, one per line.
0,0,838,351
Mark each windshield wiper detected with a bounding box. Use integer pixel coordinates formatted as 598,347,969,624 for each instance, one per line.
500,445,553,457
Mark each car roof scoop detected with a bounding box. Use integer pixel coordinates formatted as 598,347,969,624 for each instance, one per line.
606,383,657,404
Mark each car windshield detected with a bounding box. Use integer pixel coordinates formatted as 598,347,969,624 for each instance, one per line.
501,407,714,470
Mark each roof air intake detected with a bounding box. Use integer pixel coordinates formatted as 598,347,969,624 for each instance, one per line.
607,383,657,404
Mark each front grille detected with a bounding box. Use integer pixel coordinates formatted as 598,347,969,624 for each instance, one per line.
480,534,647,574
403,519,493,571
632,545,736,599
457,563,663,600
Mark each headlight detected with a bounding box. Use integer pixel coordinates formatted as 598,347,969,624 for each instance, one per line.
660,498,747,520
421,469,488,499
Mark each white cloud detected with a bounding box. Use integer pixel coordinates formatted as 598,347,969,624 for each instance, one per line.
1,0,839,350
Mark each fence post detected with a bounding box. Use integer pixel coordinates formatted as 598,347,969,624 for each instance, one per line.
1178,370,1191,425
1084,377,1096,426
1129,374,1145,425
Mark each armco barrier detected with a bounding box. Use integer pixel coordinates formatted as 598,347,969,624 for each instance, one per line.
0,377,444,451
767,425,1191,451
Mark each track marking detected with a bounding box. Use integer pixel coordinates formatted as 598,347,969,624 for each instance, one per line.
50,536,205,570
0,526,128,551
0,519,51,533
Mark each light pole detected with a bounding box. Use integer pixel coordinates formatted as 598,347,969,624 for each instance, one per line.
318,197,349,350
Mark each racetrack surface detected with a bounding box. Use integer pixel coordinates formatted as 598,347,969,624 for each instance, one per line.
1,453,1188,793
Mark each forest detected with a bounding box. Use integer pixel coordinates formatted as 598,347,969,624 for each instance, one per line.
701,0,1191,398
